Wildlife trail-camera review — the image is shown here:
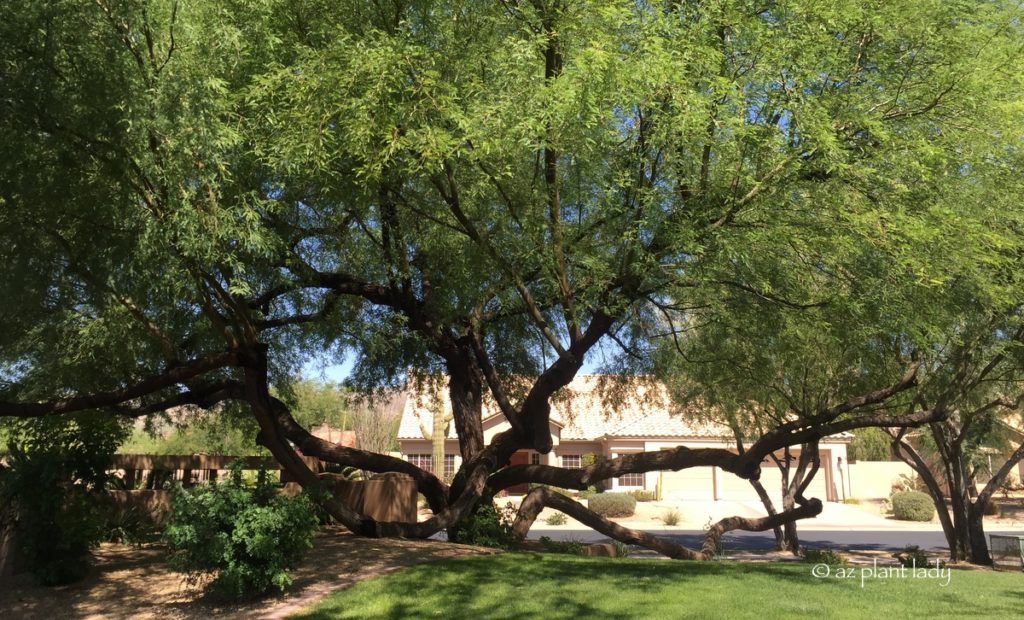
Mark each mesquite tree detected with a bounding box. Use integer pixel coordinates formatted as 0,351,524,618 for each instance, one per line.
2,0,1023,560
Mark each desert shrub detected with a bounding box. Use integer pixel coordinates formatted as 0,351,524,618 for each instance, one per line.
983,498,1000,516
577,486,600,500
587,492,636,518
102,501,162,545
543,512,568,526
894,545,931,568
891,490,935,522
164,462,319,600
661,507,681,526
447,496,517,549
629,490,656,502
0,413,128,585
803,547,844,565
611,540,630,558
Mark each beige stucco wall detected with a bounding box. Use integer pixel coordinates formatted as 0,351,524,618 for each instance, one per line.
845,461,915,499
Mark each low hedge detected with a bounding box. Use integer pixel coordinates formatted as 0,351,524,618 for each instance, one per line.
587,492,636,518
891,490,934,522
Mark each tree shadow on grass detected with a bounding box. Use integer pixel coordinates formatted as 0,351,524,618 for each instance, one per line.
290,553,1024,620
289,554,833,620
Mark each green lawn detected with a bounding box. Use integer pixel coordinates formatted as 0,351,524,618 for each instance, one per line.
291,553,1024,620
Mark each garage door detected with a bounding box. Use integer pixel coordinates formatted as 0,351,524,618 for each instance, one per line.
660,466,715,500
716,458,830,502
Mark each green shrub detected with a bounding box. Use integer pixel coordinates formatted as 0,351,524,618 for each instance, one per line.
894,545,931,568
803,547,844,565
844,498,861,505
611,540,630,558
629,490,656,502
538,536,587,555
577,486,600,500
543,512,568,526
587,492,636,518
0,413,128,585
661,507,681,526
448,497,517,549
164,462,319,600
891,490,935,522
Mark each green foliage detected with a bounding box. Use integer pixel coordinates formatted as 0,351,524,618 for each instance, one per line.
891,491,935,522
577,486,601,500
587,493,636,518
661,507,681,526
0,413,128,585
802,548,844,565
894,545,931,569
537,536,586,556
543,512,568,526
278,380,351,432
848,428,892,462
163,461,319,600
119,404,267,457
446,498,517,550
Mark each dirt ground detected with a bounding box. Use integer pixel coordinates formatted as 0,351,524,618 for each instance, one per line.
0,528,496,620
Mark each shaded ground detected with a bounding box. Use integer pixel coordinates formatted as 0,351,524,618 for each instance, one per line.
291,553,1024,620
0,527,496,620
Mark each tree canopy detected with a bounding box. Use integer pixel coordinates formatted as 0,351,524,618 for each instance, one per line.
2,0,1023,560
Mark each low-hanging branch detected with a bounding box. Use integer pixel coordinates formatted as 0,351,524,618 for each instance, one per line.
0,351,240,418
511,487,824,560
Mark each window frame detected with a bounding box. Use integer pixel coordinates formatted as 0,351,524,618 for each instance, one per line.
561,454,582,469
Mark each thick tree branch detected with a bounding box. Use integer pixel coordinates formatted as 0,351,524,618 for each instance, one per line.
0,352,239,418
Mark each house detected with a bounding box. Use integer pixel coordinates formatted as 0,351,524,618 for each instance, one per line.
396,375,852,502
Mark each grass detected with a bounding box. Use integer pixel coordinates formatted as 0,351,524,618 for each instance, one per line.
290,553,1024,620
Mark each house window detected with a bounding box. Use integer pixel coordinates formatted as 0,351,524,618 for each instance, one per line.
444,454,456,478
407,454,433,473
561,454,582,469
617,472,644,488
531,453,541,466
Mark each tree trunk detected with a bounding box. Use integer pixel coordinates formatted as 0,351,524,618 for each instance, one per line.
448,356,485,460
748,479,786,550
966,500,991,565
